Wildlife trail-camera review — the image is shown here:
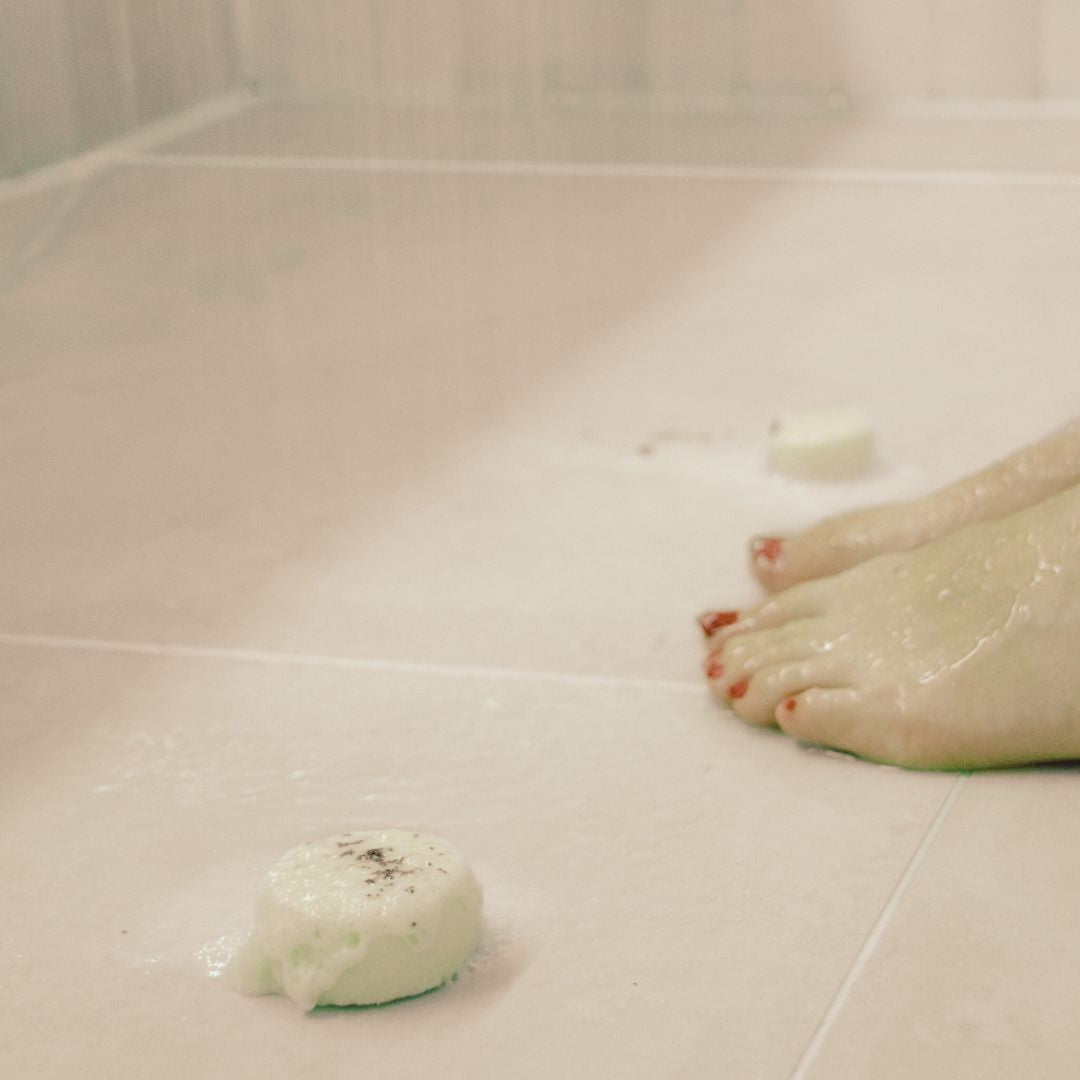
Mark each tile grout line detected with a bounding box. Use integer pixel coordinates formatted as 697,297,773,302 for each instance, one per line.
120,150,1080,190
786,772,970,1080
0,630,704,695
0,89,258,292
0,89,257,205
0,180,91,293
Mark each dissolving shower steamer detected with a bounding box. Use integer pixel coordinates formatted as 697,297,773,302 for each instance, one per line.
226,830,483,1010
767,408,876,479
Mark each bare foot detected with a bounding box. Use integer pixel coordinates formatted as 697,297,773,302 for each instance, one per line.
751,418,1080,592
702,482,1080,770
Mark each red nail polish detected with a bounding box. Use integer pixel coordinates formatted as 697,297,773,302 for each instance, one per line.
705,655,724,679
698,610,739,635
753,537,785,564
729,678,749,700
783,696,797,712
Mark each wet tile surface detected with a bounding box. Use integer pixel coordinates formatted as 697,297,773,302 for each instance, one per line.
0,187,65,276
2,131,1079,675
802,767,1080,1080
3,106,1080,1078
1,643,953,1079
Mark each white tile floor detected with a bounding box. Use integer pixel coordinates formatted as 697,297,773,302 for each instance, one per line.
3,101,1080,1078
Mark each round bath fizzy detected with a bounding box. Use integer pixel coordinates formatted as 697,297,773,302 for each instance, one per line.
225,830,483,1011
767,408,876,479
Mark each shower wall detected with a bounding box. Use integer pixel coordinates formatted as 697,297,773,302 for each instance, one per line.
0,0,238,177
4,1,1080,179
234,0,1080,110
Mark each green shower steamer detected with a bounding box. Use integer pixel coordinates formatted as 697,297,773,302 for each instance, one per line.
767,408,876,479
227,830,483,1011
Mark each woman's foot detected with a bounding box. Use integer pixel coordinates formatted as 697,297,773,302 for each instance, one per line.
752,418,1080,592
702,482,1080,770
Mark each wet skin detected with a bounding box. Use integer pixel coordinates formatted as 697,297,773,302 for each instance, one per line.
701,422,1080,770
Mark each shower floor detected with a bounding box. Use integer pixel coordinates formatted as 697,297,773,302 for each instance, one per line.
3,101,1080,1079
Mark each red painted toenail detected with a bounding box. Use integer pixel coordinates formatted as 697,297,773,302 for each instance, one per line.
705,655,724,679
783,696,797,712
729,678,749,700
753,537,785,564
698,610,739,635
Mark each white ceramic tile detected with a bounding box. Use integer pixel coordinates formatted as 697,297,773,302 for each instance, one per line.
245,0,674,108
539,0,650,102
63,0,138,147
358,0,461,107
4,115,1080,678
930,0,1039,99
802,767,1080,1079
1040,0,1080,97
1,160,780,678
165,101,1080,173
643,0,736,107
458,0,548,108
265,0,377,100
817,114,1080,172
0,189,61,270
164,100,852,166
0,1,78,175
0,641,956,1078
227,0,1080,114
737,0,839,99
831,0,933,103
123,0,238,123
0,0,241,176
232,0,294,95
240,0,364,100
227,0,259,85
4,74,1080,1080
239,0,461,105
737,0,935,105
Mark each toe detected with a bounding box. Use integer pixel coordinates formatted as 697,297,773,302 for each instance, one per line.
774,687,863,748
697,610,741,636
705,578,832,649
750,505,916,592
775,689,959,768
719,623,821,681
729,657,852,727
780,691,982,770
749,535,793,591
752,534,847,593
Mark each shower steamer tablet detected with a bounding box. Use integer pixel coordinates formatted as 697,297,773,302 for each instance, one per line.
767,408,876,479
226,830,483,1011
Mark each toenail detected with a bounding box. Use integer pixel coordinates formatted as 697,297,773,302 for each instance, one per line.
752,537,785,564
783,696,797,712
698,610,739,635
704,655,724,679
729,678,749,700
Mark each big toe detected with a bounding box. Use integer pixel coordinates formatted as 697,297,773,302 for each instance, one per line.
749,501,927,591
749,528,879,591
749,535,797,591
